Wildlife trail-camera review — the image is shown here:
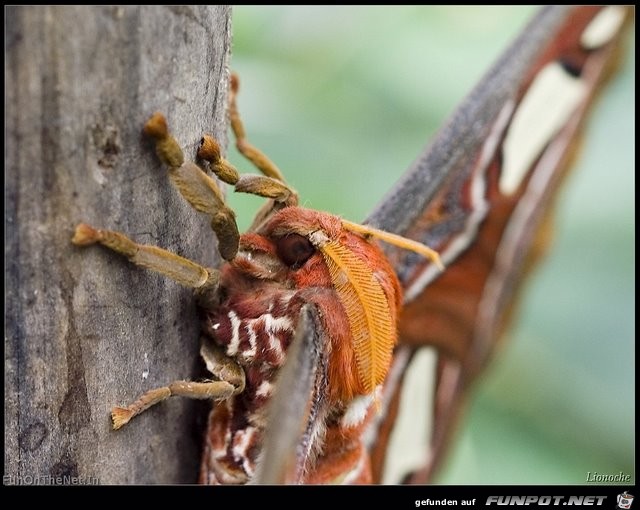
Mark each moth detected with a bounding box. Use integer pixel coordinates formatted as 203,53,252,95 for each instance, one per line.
72,6,631,484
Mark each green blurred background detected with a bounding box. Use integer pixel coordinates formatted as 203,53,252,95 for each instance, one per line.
228,6,634,484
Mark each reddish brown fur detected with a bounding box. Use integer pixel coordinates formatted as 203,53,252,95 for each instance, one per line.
259,207,403,402
199,206,403,483
305,406,376,484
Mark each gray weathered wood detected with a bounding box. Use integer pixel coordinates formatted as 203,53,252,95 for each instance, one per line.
5,5,231,484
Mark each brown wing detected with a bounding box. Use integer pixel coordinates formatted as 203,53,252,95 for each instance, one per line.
363,6,632,483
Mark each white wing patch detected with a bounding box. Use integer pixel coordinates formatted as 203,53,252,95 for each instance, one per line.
501,62,587,195
581,6,626,50
382,348,436,483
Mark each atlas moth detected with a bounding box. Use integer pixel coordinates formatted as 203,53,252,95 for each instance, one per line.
71,6,631,484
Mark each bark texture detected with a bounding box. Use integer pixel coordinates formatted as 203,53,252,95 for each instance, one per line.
5,5,231,484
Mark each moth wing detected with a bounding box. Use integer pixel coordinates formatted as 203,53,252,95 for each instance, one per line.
253,304,328,484
363,6,631,483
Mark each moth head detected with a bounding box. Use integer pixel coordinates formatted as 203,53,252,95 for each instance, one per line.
213,206,440,402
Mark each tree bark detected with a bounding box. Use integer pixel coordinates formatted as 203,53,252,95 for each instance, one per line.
5,5,231,484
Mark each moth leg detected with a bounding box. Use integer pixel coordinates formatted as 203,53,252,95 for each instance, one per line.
112,341,244,430
199,134,297,206
197,74,299,208
228,72,286,183
144,112,240,260
72,223,220,302
112,380,235,430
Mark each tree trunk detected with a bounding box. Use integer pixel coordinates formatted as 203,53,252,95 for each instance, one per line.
5,5,231,484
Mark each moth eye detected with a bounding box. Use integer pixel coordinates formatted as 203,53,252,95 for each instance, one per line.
276,233,315,269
